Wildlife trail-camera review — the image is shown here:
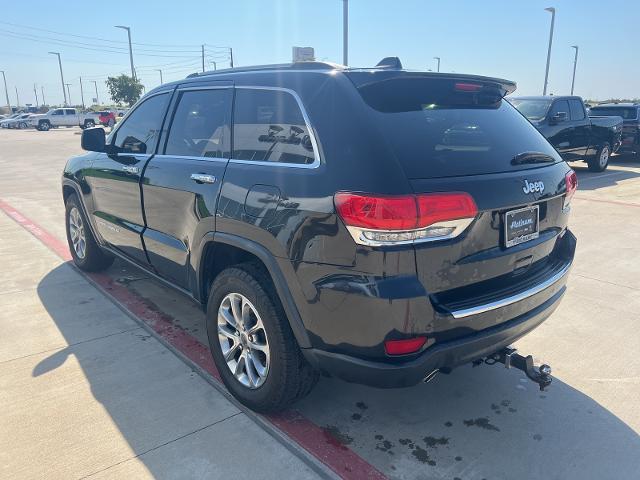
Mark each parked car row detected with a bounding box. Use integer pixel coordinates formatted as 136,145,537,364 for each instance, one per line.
0,113,34,129
0,108,123,132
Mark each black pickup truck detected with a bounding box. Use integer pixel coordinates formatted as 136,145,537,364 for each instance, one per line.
589,103,640,157
511,96,623,172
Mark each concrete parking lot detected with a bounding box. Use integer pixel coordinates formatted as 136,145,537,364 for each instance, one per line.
1,128,639,480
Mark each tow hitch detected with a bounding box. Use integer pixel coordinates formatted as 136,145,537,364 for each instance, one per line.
482,346,553,391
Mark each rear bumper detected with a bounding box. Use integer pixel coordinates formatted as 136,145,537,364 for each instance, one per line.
303,283,566,388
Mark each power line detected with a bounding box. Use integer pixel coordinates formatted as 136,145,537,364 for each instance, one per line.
0,29,205,58
0,20,204,49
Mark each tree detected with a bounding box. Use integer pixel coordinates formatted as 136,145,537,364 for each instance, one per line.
105,74,143,106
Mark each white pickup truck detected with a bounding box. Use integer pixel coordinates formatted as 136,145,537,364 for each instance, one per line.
29,108,101,131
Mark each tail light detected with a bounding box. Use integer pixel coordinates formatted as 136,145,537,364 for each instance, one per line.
384,337,427,356
564,170,578,209
334,192,477,246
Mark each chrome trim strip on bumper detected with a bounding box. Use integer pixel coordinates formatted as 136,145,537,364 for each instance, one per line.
450,262,572,319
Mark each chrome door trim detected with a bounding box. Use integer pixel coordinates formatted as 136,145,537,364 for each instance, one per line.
152,154,229,164
450,262,572,319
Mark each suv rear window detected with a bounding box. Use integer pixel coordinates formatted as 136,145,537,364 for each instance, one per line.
351,76,561,179
589,106,638,120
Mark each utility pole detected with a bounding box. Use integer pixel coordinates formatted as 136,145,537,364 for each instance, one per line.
15,86,19,108
156,69,163,84
41,86,46,106
79,76,85,109
1,71,10,112
92,81,99,105
230,47,234,68
343,0,349,66
115,25,136,80
211,61,217,71
65,83,71,105
34,84,38,107
570,45,579,95
201,45,205,72
542,7,556,95
433,56,441,72
49,51,67,106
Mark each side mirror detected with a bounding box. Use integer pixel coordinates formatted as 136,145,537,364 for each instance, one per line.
550,111,568,125
81,127,106,152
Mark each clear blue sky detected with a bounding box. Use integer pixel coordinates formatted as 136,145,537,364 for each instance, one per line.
1,0,637,106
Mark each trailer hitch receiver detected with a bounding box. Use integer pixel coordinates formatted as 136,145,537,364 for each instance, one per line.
485,347,552,391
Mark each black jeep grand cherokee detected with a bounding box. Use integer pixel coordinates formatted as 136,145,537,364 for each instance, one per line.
63,60,577,412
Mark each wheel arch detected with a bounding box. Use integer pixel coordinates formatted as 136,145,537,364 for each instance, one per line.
197,232,312,349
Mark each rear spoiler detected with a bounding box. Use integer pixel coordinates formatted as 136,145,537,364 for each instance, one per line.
347,71,517,98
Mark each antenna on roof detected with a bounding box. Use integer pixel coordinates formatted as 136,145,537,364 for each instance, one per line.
375,57,403,69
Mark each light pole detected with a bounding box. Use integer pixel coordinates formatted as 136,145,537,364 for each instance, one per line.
211,61,217,71
201,45,205,73
156,69,163,84
342,0,349,66
92,81,99,105
41,86,46,106
15,86,19,108
49,51,67,106
79,76,85,109
542,7,555,95
115,25,136,80
570,45,579,95
34,84,38,107
0,70,10,112
433,56,441,72
65,83,72,105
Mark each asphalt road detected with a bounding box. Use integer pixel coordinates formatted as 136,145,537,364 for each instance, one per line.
1,127,639,480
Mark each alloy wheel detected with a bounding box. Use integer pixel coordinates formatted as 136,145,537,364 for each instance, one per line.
599,146,609,169
217,292,270,389
68,207,87,259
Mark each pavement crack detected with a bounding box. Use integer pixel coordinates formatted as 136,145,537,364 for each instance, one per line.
78,412,243,479
0,326,142,365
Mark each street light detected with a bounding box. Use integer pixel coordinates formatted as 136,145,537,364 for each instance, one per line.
433,56,441,72
64,83,72,105
0,70,10,112
91,81,99,105
570,45,579,95
49,51,67,105
343,0,349,66
115,25,136,80
542,7,555,95
156,69,163,84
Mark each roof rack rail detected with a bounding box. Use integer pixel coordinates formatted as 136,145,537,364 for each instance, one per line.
186,61,343,79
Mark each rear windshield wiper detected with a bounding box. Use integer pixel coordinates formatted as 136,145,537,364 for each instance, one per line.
511,152,556,165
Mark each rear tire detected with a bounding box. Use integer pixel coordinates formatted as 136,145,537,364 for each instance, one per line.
206,263,319,412
39,121,50,131
588,142,610,172
84,119,95,129
65,194,114,272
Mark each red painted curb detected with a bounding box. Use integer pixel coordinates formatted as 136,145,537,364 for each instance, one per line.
0,199,386,480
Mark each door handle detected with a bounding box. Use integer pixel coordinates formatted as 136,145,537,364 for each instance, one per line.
122,165,139,174
190,173,216,184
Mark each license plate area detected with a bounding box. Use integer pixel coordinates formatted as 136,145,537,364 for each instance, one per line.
504,205,539,248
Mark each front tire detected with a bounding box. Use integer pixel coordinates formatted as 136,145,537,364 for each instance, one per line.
206,263,318,412
65,194,114,271
84,119,95,129
588,142,610,172
39,121,50,131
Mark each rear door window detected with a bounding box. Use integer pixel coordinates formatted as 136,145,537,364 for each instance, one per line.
568,99,585,120
232,88,316,165
113,93,170,154
165,88,232,158
349,75,561,179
